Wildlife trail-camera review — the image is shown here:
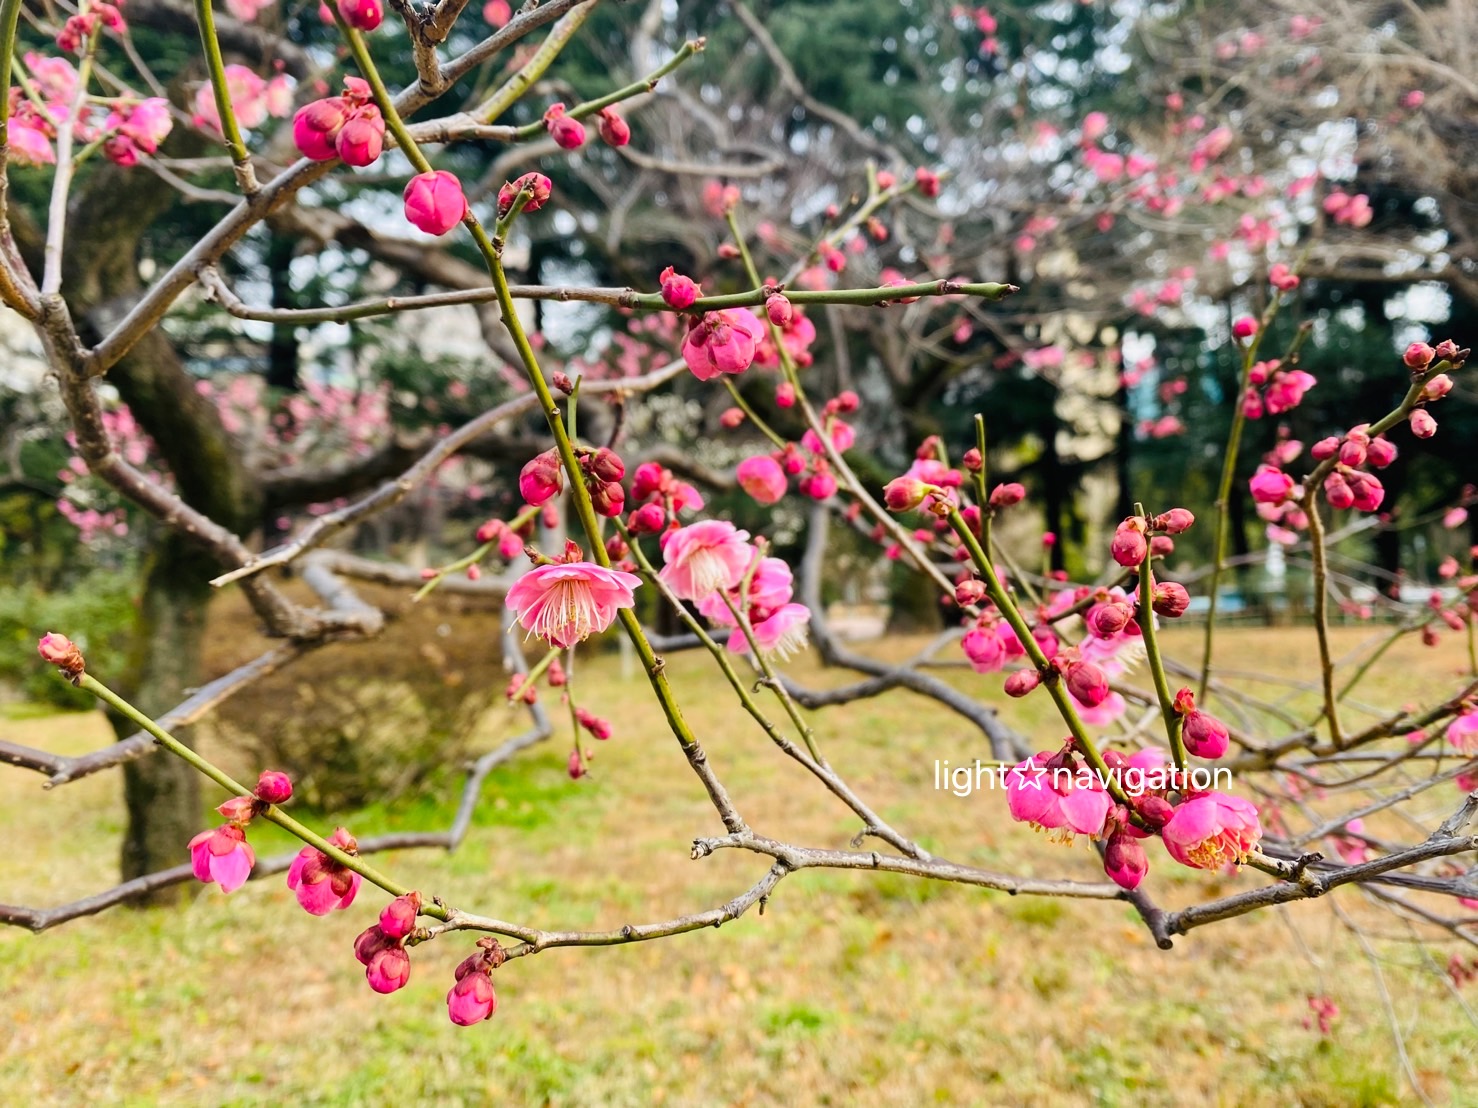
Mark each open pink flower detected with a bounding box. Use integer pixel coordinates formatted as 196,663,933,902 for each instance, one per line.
1005,753,1111,841
698,556,793,624
286,827,363,915
505,562,640,649
736,603,811,659
188,824,256,893
659,520,752,601
1447,709,1478,756
682,308,764,380
1162,792,1261,869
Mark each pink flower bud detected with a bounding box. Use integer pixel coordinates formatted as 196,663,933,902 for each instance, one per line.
1150,535,1175,557
659,266,698,309
1269,263,1300,292
37,632,84,674
1248,464,1294,505
292,97,349,160
567,749,586,780
1182,709,1229,759
366,944,411,994
914,167,941,197
1409,408,1437,439
1003,669,1040,697
1085,601,1133,638
354,924,395,966
775,382,796,408
1434,339,1460,360
736,455,787,505
596,108,630,147
1152,581,1190,618
1154,508,1195,534
1346,470,1385,512
543,104,586,149
1134,795,1175,829
216,796,257,823
1310,436,1339,461
876,170,895,190
883,476,930,512
335,106,383,166
720,407,745,429
833,390,860,413
379,892,422,940
1323,472,1354,510
1110,519,1148,567
765,293,793,326
1104,830,1148,890
337,0,383,31
505,672,536,704
1065,659,1110,707
1366,437,1397,468
518,450,564,505
576,706,613,740
254,770,293,805
551,372,574,395
585,447,625,484
1421,373,1453,401
1338,438,1366,467
447,968,498,1024
627,503,666,534
962,447,982,472
989,482,1025,509
802,471,837,500
497,172,553,217
1232,316,1258,339
403,170,468,236
591,481,626,518
1403,342,1434,369
955,579,986,606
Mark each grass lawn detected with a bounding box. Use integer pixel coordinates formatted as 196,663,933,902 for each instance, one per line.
2,623,1476,1106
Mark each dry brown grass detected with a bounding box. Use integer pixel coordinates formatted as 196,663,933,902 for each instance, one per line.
2,616,1476,1106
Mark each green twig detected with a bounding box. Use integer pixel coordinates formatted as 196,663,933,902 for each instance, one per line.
77,673,447,919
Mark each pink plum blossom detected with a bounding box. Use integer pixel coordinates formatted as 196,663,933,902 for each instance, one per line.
286,827,363,914
683,309,765,380
658,521,753,602
188,824,256,893
505,562,641,648
1162,792,1261,869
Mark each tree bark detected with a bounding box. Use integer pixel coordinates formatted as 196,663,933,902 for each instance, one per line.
117,534,217,899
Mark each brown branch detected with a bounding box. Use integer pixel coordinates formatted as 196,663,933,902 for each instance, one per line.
210,359,691,588
0,832,445,932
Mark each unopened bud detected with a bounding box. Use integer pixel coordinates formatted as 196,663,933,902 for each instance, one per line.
989,482,1026,509
254,770,293,805
883,476,930,512
1003,669,1041,697
955,579,987,606
1153,508,1194,534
